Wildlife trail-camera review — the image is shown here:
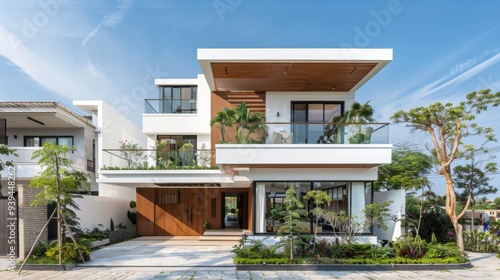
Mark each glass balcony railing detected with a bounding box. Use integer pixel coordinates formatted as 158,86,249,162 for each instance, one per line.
215,122,390,144
145,99,197,114
101,148,216,170
1,147,90,172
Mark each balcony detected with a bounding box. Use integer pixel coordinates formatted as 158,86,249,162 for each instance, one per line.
101,148,216,170
215,122,389,144
214,122,392,168
0,147,91,179
145,99,197,114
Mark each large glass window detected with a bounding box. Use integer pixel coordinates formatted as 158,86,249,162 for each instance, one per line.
158,86,197,113
254,181,373,234
255,182,311,234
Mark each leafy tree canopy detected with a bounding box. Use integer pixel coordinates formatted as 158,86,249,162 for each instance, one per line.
376,142,434,191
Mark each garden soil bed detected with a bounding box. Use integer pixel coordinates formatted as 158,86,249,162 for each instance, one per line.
236,261,472,271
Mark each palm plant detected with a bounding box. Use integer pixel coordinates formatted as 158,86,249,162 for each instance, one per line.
210,102,266,143
326,101,375,144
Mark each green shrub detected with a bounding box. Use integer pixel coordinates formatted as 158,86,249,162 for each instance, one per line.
31,240,58,259
232,239,283,259
46,242,90,263
328,243,373,258
424,243,462,259
78,225,110,241
394,234,428,259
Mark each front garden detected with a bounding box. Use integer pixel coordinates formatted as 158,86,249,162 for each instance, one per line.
233,235,467,266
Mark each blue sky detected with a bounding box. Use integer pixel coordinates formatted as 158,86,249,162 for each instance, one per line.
1,0,499,198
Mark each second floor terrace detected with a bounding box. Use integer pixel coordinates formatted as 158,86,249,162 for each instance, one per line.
101,122,392,172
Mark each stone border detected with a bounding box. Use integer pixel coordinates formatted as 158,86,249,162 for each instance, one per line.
17,263,76,271
236,261,472,271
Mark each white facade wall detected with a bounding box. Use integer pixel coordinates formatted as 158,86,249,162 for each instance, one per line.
248,167,379,181
142,75,211,147
74,100,144,171
74,100,143,199
142,75,212,168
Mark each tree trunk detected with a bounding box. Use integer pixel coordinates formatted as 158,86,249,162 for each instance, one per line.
454,220,465,254
57,202,62,265
443,166,465,254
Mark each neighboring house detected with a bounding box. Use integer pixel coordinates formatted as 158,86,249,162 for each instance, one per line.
97,48,404,242
0,101,142,259
463,209,500,231
0,101,97,258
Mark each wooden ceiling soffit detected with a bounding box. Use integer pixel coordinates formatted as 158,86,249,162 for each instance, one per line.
211,62,377,92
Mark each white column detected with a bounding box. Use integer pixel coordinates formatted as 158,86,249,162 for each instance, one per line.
255,182,266,233
351,182,367,233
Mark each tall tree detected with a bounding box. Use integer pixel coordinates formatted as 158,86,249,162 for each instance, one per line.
453,158,498,233
375,142,434,191
30,142,90,264
391,89,500,253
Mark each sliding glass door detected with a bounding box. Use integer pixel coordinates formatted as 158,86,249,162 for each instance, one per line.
291,102,343,144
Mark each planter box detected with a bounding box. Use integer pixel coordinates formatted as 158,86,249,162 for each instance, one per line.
90,238,110,248
236,261,472,271
109,227,137,244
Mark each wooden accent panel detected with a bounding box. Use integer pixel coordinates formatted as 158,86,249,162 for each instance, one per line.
137,188,156,236
137,187,253,236
211,62,378,92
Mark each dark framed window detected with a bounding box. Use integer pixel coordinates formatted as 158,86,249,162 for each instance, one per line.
24,136,74,147
291,101,344,144
158,85,197,113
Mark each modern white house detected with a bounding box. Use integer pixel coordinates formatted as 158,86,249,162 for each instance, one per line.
95,48,404,242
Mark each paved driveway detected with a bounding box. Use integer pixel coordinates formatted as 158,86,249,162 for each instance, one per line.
81,236,238,267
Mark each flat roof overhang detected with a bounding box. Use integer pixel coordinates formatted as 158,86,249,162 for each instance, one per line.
97,170,235,187
0,102,94,129
198,48,392,93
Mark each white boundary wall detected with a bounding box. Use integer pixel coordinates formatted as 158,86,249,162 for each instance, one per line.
72,195,133,231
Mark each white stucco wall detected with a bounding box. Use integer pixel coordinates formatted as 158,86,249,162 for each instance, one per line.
74,100,144,171
72,195,133,231
373,189,406,241
97,183,136,201
248,167,379,181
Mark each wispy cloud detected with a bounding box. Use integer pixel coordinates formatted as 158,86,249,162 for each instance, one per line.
0,25,121,102
377,49,500,120
81,0,134,47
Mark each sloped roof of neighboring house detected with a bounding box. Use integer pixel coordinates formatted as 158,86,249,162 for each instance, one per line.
0,101,95,129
